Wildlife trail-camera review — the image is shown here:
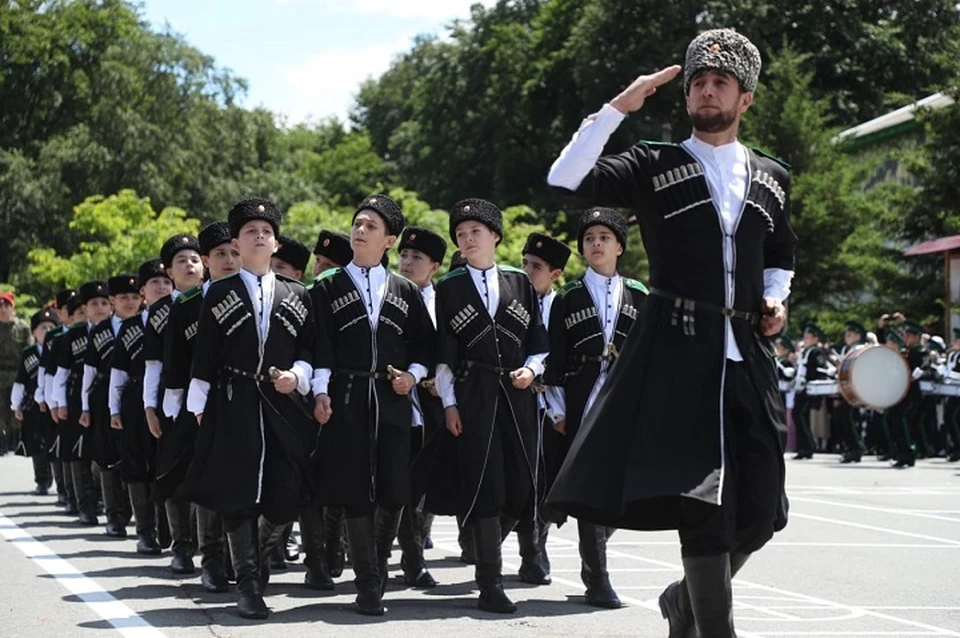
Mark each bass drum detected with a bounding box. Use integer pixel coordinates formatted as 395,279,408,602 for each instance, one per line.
838,345,910,409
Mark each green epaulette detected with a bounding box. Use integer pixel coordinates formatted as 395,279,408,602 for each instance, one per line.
499,265,526,275
439,267,466,283
624,278,649,294
177,285,202,304
750,147,791,171
640,139,680,148
559,279,584,297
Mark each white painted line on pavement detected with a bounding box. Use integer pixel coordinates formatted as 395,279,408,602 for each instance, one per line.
0,513,166,638
790,497,960,524
607,540,960,548
789,512,960,546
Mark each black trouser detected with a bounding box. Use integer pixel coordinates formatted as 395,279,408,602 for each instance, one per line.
835,401,864,454
679,363,781,557
945,398,960,454
32,454,53,488
888,397,916,460
792,392,818,455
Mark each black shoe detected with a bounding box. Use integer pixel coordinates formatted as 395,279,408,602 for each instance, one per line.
64,502,79,515
304,563,336,591
403,567,437,588
55,494,67,507
948,451,960,462
518,561,551,585
516,528,551,585
201,568,229,593
33,484,49,496
136,533,163,556
840,452,861,464
478,582,517,613
586,581,622,609
171,553,196,575
792,451,813,460
893,457,916,468
76,511,98,526
658,580,693,638
105,518,127,538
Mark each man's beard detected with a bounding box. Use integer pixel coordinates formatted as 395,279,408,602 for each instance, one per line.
690,107,737,134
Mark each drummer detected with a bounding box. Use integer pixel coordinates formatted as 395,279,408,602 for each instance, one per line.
835,321,868,463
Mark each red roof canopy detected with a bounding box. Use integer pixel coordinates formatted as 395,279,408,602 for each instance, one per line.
903,235,960,256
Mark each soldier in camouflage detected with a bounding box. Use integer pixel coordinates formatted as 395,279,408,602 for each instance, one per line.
0,292,33,455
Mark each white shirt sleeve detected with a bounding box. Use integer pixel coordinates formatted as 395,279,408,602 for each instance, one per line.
109,368,128,416
142,360,162,410
546,104,627,191
311,368,332,397
44,373,57,408
163,389,183,420
81,364,97,412
763,268,794,302
543,386,566,423
11,382,25,411
52,366,69,408
290,360,313,396
522,353,547,379
33,372,45,405
435,363,457,408
406,363,428,385
186,379,210,415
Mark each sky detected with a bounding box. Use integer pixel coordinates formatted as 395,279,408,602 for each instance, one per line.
140,0,497,125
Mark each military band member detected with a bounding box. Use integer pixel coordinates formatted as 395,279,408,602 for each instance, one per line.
945,328,960,462
430,198,549,614
184,198,316,620
545,28,797,637
893,321,928,468
11,308,59,495
311,195,435,615
110,259,174,554
81,274,141,537
395,224,448,589
54,281,111,526
517,230,572,587
836,321,868,463
162,221,240,593
793,324,829,460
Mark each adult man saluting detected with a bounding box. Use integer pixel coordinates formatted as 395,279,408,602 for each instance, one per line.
546,29,797,637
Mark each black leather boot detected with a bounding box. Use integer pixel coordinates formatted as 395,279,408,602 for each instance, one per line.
458,516,476,564
299,504,334,591
661,552,749,638
32,456,52,495
100,468,127,538
682,554,735,638
345,515,384,616
324,506,346,577
397,505,436,588
579,521,621,608
166,499,197,574
128,482,161,555
225,517,269,620
517,524,551,585
71,461,99,526
375,507,402,595
197,506,228,593
257,516,287,589
474,516,516,613
157,501,172,549
538,519,552,575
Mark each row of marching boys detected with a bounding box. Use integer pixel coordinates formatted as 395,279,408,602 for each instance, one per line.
10,194,648,620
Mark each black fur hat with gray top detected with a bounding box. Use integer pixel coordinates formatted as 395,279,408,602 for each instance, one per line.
683,28,761,94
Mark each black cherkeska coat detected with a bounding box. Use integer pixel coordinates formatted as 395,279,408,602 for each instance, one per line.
180,272,316,524
155,285,203,500
546,140,797,532
13,344,53,457
111,312,156,483
310,267,435,509
54,322,93,461
85,317,121,467
421,265,549,522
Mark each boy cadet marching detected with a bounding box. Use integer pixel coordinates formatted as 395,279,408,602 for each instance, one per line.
161,221,240,593
11,307,59,495
542,209,648,608
81,274,141,538
144,234,204,575
183,197,316,620
54,281,112,526
110,258,174,555
395,224,448,589
310,195,436,616
426,198,549,614
516,229,571,587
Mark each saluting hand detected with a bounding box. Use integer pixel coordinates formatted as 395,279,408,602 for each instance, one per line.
314,394,332,424
610,65,682,114
445,406,463,437
759,298,786,337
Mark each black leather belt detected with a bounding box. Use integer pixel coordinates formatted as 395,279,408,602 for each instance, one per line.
573,352,618,364
335,368,393,381
224,365,272,383
461,360,515,376
649,287,760,336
